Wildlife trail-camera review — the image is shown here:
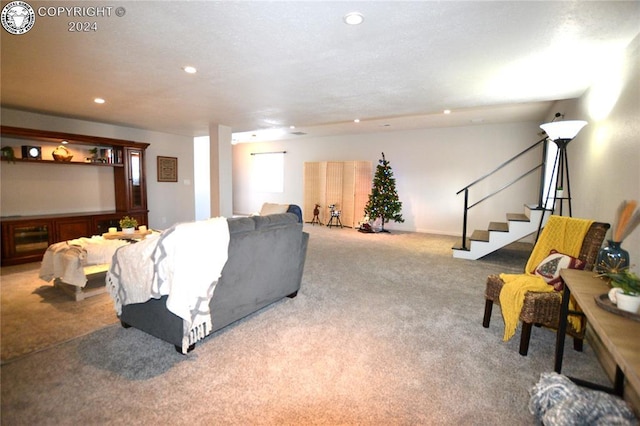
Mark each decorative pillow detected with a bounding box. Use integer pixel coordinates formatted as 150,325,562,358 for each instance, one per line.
259,202,289,216
534,250,587,291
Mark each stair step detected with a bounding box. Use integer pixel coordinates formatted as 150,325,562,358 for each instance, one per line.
452,238,470,251
507,213,529,222
453,203,549,260
470,230,489,242
489,221,509,232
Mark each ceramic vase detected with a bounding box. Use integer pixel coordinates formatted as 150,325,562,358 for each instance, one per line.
596,240,630,273
122,227,135,234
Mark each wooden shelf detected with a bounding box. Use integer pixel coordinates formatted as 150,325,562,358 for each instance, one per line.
1,125,149,149
1,126,150,265
0,157,123,167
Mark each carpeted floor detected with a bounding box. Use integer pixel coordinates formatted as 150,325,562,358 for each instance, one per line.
1,225,612,424
1,262,119,363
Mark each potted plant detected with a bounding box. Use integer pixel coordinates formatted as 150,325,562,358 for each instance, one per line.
88,147,99,163
119,216,138,234
603,269,640,314
556,186,564,198
1,146,15,163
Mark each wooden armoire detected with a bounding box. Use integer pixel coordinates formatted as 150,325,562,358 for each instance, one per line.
303,161,372,228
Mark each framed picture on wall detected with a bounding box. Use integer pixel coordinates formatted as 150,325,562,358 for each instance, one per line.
157,156,178,182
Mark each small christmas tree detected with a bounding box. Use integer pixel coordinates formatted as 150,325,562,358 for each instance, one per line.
364,152,404,232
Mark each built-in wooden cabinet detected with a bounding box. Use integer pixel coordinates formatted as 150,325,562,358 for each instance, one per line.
55,216,93,242
1,218,52,265
114,147,147,213
1,212,129,265
0,126,150,265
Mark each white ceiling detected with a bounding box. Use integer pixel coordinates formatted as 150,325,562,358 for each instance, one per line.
1,1,639,142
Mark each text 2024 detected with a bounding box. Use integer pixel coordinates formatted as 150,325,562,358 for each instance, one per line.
68,22,98,32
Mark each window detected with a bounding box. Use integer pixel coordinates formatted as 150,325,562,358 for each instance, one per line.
252,151,285,193
542,141,559,209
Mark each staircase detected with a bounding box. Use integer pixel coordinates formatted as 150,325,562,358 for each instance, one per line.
453,135,555,260
452,204,551,260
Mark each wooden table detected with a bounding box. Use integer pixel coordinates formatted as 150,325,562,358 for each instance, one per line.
556,269,640,400
54,264,110,301
102,230,151,240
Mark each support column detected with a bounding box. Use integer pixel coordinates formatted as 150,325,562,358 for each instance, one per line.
209,123,233,217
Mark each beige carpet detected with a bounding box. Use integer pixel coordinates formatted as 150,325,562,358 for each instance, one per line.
1,226,615,424
1,262,119,364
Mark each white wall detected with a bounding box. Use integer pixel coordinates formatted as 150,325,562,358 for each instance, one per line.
0,108,196,229
194,136,211,220
232,34,640,267
553,33,640,269
233,121,543,235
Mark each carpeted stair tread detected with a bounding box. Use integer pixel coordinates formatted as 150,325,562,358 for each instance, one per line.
471,229,490,242
489,222,509,232
507,213,530,222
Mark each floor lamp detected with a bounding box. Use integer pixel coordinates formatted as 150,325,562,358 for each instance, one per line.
536,118,588,239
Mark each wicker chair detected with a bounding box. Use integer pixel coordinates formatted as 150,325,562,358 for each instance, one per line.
482,219,609,356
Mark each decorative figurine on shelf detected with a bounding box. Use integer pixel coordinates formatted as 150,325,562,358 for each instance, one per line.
326,204,343,228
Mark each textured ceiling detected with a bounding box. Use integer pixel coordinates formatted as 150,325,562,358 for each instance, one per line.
1,1,639,142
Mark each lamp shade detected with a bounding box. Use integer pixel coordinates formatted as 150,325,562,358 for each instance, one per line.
540,120,587,141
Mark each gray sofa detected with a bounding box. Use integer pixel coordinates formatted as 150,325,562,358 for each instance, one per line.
119,212,309,352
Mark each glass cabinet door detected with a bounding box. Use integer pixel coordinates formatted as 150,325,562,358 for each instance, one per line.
14,224,50,253
128,149,145,210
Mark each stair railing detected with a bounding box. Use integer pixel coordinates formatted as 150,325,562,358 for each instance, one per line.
456,137,548,250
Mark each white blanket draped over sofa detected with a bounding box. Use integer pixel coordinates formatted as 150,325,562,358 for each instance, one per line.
106,217,230,353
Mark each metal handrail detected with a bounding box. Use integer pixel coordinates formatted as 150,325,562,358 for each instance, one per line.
456,137,546,195
457,137,548,250
466,164,543,210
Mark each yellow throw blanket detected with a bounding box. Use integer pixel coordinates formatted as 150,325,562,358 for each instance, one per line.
499,216,594,341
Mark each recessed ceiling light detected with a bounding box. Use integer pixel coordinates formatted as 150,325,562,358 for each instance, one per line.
354,119,360,123
289,125,296,129
94,98,105,104
183,66,197,74
344,12,364,25
443,109,451,114
61,140,69,144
